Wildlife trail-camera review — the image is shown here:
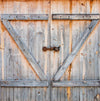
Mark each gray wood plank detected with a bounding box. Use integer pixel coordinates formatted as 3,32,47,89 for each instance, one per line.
50,5,58,101
1,14,48,20
71,3,80,101
52,80,100,87
2,14,100,21
53,14,100,20
53,20,99,81
46,1,52,101
0,27,2,101
0,80,48,87
13,2,21,101
1,20,47,80
27,21,36,101
79,1,90,101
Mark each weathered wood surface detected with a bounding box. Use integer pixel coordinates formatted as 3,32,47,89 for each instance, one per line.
0,80,48,87
1,20,47,80
1,14,48,20
1,14,100,20
0,1,49,101
53,14,100,20
53,20,99,81
51,1,100,101
53,80,100,87
0,0,100,101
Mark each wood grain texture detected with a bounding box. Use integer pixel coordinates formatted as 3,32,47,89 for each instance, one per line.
1,20,47,80
53,80,100,87
54,20,99,81
53,14,100,20
0,21,2,101
1,14,48,20
0,0,100,101
79,1,90,101
0,80,48,87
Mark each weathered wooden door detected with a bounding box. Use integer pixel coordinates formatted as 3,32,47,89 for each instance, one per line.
50,1,100,101
0,0,100,101
0,1,50,101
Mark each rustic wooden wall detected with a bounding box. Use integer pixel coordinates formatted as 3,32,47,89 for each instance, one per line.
0,0,100,101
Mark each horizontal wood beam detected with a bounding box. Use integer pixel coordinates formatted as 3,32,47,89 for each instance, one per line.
2,20,47,80
0,80,48,87
52,14,100,20
1,80,100,87
1,14,100,21
1,14,48,20
53,20,99,81
52,80,100,87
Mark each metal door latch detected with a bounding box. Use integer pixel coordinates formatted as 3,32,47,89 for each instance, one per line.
42,46,60,52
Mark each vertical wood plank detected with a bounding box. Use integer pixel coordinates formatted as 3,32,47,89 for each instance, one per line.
20,1,28,101
47,0,52,101
58,1,65,101
67,0,72,101
0,9,2,101
2,1,8,101
98,1,100,100
91,1,100,101
71,1,80,101
79,0,88,101
8,1,14,101
35,1,44,101
27,20,36,101
13,1,21,101
86,1,93,101
42,1,49,100
51,0,58,101
0,1,3,100
28,1,37,101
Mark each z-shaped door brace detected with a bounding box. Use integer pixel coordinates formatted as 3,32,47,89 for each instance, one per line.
1,14,48,81
53,20,99,81
52,14,100,81
1,14,100,87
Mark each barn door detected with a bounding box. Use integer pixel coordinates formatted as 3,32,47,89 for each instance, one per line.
0,1,53,101
1,15,51,101
0,0,52,100
0,0,100,101
50,1,100,101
